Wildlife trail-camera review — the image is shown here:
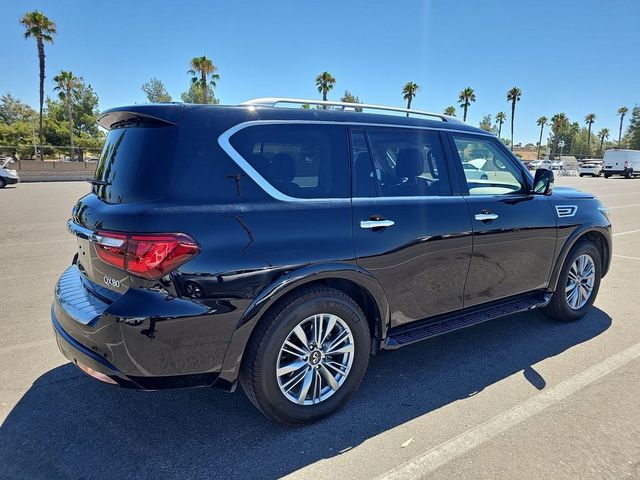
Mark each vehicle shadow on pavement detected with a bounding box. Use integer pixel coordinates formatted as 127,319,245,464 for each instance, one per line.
0,308,611,479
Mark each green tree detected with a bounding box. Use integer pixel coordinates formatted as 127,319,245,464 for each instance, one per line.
186,56,220,104
45,79,101,144
536,116,548,160
597,128,610,156
142,77,172,103
401,82,419,117
315,71,336,109
584,113,596,156
495,111,506,139
0,94,36,124
457,87,475,122
617,106,628,148
443,105,456,117
506,87,521,151
626,106,640,150
53,70,81,153
340,90,363,112
479,114,493,133
20,10,57,147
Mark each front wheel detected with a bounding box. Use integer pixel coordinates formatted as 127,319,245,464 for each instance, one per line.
0,177,6,189
240,286,370,425
544,242,602,322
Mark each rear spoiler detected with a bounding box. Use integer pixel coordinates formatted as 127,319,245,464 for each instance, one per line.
97,104,184,130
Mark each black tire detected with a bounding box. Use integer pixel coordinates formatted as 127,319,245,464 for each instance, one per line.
544,241,602,322
579,174,584,177
625,169,633,179
0,177,6,189
603,174,610,179
240,286,371,425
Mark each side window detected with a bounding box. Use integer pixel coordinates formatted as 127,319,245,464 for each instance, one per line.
351,130,377,197
451,135,526,195
229,124,349,199
366,128,451,197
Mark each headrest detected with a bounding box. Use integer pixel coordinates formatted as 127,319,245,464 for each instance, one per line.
270,153,296,182
396,148,423,178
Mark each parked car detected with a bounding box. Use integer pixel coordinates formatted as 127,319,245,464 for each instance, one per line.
602,149,640,178
52,99,612,424
462,162,489,180
579,163,602,177
552,160,564,170
0,158,20,188
530,159,553,170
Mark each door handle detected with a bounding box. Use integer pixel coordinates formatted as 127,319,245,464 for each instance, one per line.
360,219,395,229
475,212,498,221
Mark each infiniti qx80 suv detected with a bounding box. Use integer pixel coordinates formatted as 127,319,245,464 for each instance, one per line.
52,98,611,424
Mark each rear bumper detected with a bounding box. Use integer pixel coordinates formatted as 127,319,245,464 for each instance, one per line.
603,168,632,175
52,265,227,390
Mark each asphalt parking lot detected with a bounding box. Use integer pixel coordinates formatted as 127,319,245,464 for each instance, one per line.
1,176,639,480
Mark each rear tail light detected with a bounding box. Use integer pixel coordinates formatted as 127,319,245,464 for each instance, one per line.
93,231,199,280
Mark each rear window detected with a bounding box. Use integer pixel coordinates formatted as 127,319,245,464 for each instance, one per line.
229,124,349,199
93,123,178,204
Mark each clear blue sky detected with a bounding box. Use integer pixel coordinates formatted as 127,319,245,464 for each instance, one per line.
2,0,639,143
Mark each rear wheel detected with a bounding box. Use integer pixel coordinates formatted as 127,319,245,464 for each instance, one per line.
240,286,370,425
603,174,610,178
544,241,601,322
0,177,6,189
579,174,584,177
625,169,633,179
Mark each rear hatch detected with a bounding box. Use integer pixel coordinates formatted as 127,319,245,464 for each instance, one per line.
69,107,198,295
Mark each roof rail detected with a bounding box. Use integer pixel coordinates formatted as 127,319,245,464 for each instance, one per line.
241,97,464,124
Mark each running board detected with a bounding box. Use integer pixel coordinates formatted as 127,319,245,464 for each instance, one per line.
384,293,552,349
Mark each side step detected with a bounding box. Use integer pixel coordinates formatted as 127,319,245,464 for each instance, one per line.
384,292,551,349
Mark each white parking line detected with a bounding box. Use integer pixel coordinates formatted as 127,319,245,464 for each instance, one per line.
606,203,640,210
0,338,55,355
614,254,640,261
613,229,640,237
376,342,640,480
0,239,68,248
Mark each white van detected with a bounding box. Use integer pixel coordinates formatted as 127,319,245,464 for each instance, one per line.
603,149,640,178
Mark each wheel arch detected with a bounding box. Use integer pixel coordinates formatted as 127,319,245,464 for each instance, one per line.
214,263,390,390
548,226,611,292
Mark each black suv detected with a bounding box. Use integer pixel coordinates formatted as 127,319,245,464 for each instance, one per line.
52,98,612,424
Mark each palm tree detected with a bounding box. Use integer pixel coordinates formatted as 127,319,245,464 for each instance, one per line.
20,10,57,148
597,128,610,156
506,87,522,151
443,106,456,117
315,71,336,109
551,113,568,158
536,116,548,160
53,71,81,156
495,112,507,139
457,87,475,122
584,113,596,156
188,56,220,103
617,106,628,148
401,82,420,117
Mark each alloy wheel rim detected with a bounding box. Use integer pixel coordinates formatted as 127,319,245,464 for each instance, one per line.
565,254,595,310
276,313,355,405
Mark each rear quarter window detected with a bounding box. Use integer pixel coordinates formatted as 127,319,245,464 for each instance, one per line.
228,124,349,199
93,123,178,204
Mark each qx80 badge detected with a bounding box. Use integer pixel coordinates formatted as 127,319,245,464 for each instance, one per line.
104,276,121,288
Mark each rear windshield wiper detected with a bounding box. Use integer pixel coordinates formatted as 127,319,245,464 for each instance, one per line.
86,177,111,186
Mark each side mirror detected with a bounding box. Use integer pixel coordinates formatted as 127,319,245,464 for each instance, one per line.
533,168,554,195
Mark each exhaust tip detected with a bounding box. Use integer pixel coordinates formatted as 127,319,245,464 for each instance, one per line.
76,361,118,385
